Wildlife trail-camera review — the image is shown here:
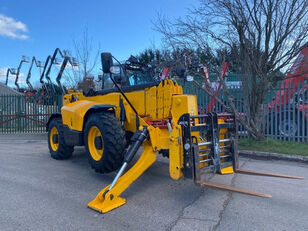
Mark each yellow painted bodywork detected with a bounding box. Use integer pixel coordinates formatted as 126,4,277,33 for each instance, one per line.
61,80,231,179
61,80,183,133
62,93,120,131
169,124,183,180
168,94,198,180
87,126,104,161
220,166,234,174
87,142,156,213
49,126,59,151
60,79,233,213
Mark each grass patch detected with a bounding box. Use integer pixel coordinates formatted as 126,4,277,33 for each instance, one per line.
238,138,308,156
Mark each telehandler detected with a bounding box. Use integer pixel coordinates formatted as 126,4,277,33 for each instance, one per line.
47,52,304,213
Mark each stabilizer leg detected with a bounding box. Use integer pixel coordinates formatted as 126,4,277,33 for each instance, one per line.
88,142,156,213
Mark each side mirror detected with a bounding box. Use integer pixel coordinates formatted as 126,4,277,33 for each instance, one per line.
101,52,113,73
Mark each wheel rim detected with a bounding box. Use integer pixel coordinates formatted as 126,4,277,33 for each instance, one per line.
49,126,59,151
88,126,104,161
279,119,297,137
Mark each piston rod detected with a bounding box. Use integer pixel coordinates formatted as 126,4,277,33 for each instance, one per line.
198,138,231,147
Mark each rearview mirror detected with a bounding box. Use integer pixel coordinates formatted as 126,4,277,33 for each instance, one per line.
101,52,113,73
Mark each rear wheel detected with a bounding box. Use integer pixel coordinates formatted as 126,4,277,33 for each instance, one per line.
84,112,126,173
47,118,74,159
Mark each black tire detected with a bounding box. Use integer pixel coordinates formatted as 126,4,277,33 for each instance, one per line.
84,112,126,173
47,118,74,160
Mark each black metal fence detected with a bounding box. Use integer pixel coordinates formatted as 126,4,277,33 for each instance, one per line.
182,80,308,142
0,94,62,133
1,82,307,143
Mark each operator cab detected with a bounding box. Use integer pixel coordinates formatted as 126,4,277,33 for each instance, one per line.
101,53,158,91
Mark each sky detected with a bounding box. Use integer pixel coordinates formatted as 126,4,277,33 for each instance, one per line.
0,0,198,88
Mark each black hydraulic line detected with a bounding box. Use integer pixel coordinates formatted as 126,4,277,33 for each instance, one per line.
109,74,139,118
109,55,140,129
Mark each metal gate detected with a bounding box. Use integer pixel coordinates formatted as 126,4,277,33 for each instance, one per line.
0,94,62,133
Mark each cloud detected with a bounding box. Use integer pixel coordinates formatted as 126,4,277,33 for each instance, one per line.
0,67,9,82
0,14,29,39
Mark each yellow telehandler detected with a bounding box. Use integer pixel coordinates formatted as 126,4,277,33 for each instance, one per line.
47,52,304,213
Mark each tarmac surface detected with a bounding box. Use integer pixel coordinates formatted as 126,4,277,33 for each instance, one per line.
0,134,307,231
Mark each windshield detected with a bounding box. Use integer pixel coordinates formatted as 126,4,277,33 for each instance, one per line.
102,64,158,90
127,67,156,86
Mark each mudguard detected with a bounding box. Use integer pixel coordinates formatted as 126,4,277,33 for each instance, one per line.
46,112,61,131
61,100,115,131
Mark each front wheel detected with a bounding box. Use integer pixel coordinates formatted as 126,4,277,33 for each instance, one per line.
47,118,74,160
84,112,126,173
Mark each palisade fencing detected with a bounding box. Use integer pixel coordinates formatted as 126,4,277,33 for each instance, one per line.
0,83,307,142
0,94,62,133
182,81,307,142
